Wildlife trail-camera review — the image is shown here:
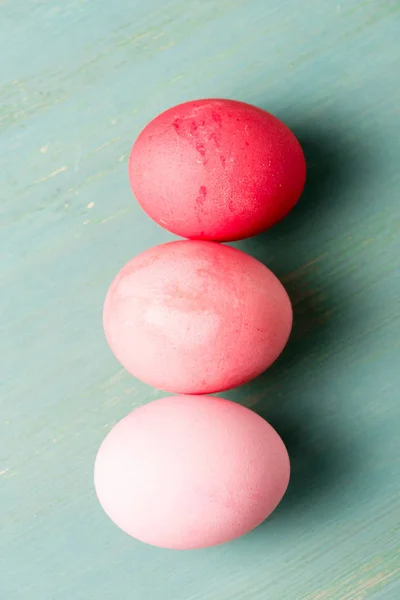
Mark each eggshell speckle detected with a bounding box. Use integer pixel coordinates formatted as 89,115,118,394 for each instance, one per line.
94,395,290,549
129,99,306,241
103,240,292,394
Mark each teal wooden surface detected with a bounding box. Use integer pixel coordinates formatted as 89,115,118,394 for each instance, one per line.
1,1,400,598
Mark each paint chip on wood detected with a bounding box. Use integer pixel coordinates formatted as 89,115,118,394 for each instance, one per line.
35,166,67,183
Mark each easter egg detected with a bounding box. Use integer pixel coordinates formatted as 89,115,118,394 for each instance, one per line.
129,99,306,241
103,240,292,394
94,395,290,549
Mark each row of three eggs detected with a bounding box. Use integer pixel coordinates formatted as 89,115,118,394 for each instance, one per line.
95,99,306,549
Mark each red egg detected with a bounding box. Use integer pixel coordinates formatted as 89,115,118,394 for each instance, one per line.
103,240,292,394
129,99,306,242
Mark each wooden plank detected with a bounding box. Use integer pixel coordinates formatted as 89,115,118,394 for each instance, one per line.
1,1,399,598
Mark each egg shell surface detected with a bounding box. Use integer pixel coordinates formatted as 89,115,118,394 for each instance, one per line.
94,395,290,549
103,240,292,394
129,98,306,241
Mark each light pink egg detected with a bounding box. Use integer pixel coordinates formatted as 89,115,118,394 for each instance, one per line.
94,395,290,549
103,240,292,394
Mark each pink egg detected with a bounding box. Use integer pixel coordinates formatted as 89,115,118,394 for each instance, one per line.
94,395,290,549
103,240,292,394
129,98,306,242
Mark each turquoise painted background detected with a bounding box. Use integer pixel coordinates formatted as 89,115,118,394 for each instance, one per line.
1,1,400,598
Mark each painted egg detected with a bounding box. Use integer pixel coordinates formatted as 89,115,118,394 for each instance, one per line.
103,240,292,394
94,395,290,549
129,99,306,241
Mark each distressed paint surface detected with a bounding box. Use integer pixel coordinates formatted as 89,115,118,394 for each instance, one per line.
1,1,399,599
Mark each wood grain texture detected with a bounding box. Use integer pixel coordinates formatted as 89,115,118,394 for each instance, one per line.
1,1,399,598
